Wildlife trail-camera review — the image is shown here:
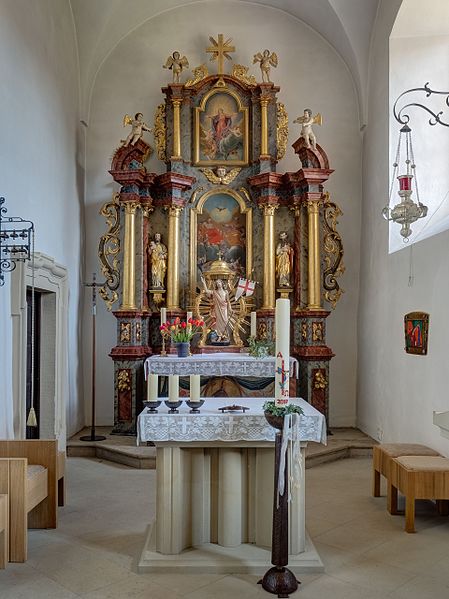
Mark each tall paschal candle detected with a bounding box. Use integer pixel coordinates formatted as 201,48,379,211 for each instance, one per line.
274,298,290,407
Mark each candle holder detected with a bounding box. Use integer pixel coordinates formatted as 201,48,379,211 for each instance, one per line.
164,399,183,414
160,328,169,357
144,400,162,413
186,399,205,414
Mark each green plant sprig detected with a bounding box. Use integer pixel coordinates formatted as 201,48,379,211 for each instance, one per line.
263,400,304,416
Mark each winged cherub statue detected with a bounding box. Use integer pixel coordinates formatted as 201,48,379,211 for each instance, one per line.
293,109,322,149
122,113,152,147
163,51,189,84
253,49,278,83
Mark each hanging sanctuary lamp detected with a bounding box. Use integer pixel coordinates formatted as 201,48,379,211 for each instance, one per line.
383,83,449,241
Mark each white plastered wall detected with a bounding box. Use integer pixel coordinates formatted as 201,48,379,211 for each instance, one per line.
85,1,362,427
0,0,84,438
357,0,449,455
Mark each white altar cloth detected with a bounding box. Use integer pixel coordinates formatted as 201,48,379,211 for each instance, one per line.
144,352,299,378
137,397,326,445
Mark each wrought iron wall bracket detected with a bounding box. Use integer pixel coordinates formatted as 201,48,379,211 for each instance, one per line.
0,197,34,286
393,83,449,127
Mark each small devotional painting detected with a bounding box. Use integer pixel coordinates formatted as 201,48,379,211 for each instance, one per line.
404,312,429,355
195,89,248,165
197,192,246,277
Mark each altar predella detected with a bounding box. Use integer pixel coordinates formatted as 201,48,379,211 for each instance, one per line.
98,34,344,434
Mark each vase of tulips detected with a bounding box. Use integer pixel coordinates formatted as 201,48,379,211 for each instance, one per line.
160,317,205,357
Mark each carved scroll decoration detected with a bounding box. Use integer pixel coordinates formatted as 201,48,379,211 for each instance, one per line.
276,102,288,160
154,103,166,161
322,192,345,309
231,64,257,86
98,193,121,311
185,64,209,87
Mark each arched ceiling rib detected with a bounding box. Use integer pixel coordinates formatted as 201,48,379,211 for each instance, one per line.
69,0,380,125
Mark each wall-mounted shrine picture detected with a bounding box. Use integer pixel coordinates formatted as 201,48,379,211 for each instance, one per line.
195,89,249,165
404,311,429,355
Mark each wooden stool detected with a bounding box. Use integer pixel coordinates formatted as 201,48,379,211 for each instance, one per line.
390,456,449,533
372,444,440,512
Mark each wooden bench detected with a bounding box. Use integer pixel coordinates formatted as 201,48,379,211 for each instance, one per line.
372,443,440,512
0,440,58,562
0,493,7,569
390,455,449,532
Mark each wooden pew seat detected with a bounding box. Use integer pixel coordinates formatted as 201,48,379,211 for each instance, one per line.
0,440,58,562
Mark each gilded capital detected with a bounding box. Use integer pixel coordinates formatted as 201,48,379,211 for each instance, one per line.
171,99,182,107
124,201,139,215
262,203,278,216
167,205,183,218
307,200,320,214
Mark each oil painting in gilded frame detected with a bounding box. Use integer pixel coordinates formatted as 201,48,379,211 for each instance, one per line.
404,312,429,355
194,88,249,166
190,189,252,292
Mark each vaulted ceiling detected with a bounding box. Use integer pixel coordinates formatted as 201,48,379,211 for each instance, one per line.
70,0,381,123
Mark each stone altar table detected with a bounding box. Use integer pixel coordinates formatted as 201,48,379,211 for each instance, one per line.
137,397,326,575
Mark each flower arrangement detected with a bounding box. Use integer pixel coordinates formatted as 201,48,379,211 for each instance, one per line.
160,317,205,343
248,336,275,358
262,400,303,417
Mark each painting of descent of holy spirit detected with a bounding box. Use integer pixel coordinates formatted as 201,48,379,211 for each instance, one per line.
195,91,248,165
197,193,246,278
404,312,429,355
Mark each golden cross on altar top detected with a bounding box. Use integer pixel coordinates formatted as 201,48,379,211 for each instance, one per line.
217,250,224,261
206,34,235,75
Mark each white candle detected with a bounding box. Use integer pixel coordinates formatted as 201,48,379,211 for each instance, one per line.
147,374,158,402
169,375,179,401
187,311,193,332
160,307,167,325
274,298,290,407
250,311,257,338
190,374,201,402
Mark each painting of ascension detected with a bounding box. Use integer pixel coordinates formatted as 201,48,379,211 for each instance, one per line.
195,91,248,165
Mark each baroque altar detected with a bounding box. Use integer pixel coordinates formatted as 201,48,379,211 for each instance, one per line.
98,33,344,434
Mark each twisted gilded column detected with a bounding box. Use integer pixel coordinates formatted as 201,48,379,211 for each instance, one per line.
121,201,139,310
260,97,270,159
261,203,278,309
172,99,182,159
167,205,183,310
307,200,321,310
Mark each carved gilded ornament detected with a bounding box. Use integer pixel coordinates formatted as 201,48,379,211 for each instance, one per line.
98,193,120,311
117,369,131,392
322,192,345,309
231,64,257,86
185,64,209,87
206,34,235,75
201,167,241,185
301,322,307,341
314,371,328,390
153,103,166,161
136,322,141,343
312,322,323,342
276,102,289,160
120,322,131,343
141,205,154,218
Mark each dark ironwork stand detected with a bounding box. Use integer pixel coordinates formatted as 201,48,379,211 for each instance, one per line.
259,419,300,598
80,273,106,442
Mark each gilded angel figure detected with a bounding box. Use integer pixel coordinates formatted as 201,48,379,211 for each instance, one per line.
253,49,278,83
163,51,189,84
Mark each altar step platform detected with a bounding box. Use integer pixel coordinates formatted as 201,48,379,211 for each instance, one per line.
68,426,375,470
